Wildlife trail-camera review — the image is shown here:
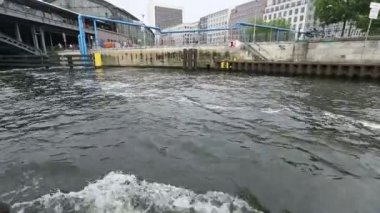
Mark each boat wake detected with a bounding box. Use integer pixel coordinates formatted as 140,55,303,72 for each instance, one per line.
12,172,260,213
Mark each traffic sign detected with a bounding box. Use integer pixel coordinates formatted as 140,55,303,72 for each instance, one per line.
369,8,379,19
370,2,380,9
369,2,380,19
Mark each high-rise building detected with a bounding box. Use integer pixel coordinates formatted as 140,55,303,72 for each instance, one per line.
160,22,199,46
150,5,183,29
230,0,267,25
229,0,268,40
199,17,208,44
263,0,362,39
263,0,315,35
199,9,231,44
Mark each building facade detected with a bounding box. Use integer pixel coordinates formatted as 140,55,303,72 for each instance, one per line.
44,0,155,45
230,0,267,25
322,22,363,38
263,0,363,39
160,22,199,46
229,0,268,41
263,0,314,36
199,9,231,44
152,5,183,29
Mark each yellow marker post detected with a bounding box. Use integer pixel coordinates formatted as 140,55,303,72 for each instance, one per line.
94,52,102,68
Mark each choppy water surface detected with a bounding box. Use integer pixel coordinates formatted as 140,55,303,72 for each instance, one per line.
0,68,379,213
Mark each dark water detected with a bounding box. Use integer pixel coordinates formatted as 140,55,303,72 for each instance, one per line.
0,68,380,213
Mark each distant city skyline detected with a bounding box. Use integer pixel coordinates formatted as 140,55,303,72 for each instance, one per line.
106,0,252,24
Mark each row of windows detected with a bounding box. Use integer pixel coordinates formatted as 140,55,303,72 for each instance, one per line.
204,12,229,19
208,23,228,28
266,0,307,12
266,6,306,16
208,21,228,25
265,13,312,23
208,17,228,23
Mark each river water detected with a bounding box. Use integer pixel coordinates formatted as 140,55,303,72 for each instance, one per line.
0,68,379,213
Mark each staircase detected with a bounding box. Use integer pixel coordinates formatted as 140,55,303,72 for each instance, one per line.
0,32,42,55
241,42,268,61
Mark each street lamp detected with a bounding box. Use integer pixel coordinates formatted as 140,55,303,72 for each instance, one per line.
141,14,146,48
253,0,258,42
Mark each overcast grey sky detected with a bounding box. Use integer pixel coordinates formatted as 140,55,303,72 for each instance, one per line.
106,0,251,24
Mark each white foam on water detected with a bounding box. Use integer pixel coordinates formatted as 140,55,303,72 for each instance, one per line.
359,121,380,130
323,111,380,131
261,108,283,114
12,172,260,213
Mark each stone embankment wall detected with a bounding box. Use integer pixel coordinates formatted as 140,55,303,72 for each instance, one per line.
251,39,380,63
100,46,251,69
64,39,380,68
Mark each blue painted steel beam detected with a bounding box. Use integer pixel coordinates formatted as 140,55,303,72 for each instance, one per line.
235,22,292,32
78,15,87,55
77,14,160,55
80,14,160,31
76,14,293,55
161,23,292,35
161,27,237,34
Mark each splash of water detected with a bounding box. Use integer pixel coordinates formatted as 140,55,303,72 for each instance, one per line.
12,172,260,213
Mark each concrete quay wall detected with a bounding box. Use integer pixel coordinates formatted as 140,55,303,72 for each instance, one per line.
99,46,249,69
216,61,380,79
252,40,380,63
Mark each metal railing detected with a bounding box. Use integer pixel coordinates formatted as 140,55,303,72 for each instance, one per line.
0,55,94,69
0,32,42,55
0,5,93,33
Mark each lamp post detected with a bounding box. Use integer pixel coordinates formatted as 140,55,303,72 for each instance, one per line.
141,14,146,48
253,0,258,42
324,4,333,37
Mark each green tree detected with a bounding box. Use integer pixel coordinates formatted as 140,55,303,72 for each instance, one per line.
315,0,380,36
354,0,380,35
314,0,357,37
244,18,290,42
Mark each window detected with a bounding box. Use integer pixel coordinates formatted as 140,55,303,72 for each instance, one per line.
300,15,304,21
301,7,305,13
295,8,299,14
274,13,277,18
294,16,298,22
289,10,293,15
284,11,287,16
